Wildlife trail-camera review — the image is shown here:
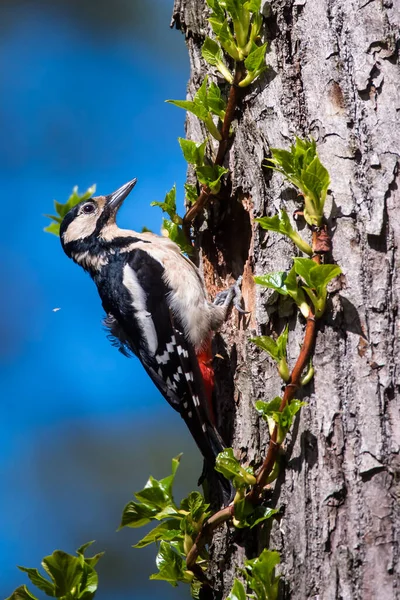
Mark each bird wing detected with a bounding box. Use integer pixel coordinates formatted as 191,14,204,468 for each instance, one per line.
100,248,227,466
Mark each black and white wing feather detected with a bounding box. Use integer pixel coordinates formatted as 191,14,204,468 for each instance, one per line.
99,248,226,467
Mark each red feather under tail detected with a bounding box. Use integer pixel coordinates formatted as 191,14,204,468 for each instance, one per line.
196,336,216,424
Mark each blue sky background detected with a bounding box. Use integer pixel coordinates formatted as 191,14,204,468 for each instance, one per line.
0,2,203,598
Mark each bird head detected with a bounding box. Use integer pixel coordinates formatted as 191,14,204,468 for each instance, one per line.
60,178,137,260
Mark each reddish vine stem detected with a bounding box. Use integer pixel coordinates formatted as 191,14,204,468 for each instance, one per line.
186,242,328,579
183,64,244,232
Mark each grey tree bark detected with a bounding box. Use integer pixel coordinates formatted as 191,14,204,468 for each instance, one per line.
171,1,400,598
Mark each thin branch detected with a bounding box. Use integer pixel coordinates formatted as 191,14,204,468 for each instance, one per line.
183,64,244,228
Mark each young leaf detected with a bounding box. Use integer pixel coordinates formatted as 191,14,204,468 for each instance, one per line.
161,219,193,256
17,568,55,597
309,263,342,290
201,37,233,83
251,325,288,364
180,491,210,522
178,138,207,167
227,578,247,600
135,474,175,510
41,551,84,598
196,164,228,192
254,271,289,295
215,448,256,489
266,138,330,226
44,222,61,236
202,37,223,66
250,335,280,360
119,500,158,528
244,42,267,72
293,257,316,287
133,519,182,549
207,82,226,119
244,549,280,600
5,586,39,600
150,184,177,220
256,210,312,255
150,542,192,587
184,183,199,205
244,0,261,12
166,99,209,121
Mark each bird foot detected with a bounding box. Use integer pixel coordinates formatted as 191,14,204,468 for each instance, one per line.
213,276,248,314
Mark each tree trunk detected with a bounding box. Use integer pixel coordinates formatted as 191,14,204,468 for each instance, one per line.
171,1,400,598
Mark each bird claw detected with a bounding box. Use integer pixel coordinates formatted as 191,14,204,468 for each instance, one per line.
213,276,249,315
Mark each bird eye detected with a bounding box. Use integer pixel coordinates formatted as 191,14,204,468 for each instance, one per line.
82,203,95,214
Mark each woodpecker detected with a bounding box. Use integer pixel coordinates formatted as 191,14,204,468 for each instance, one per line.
59,179,242,502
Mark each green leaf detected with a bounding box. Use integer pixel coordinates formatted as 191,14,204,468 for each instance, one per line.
180,491,210,522
202,37,223,66
119,500,158,528
166,99,209,122
44,222,60,236
309,264,342,289
160,454,182,500
178,138,207,167
161,219,193,256
135,474,175,510
249,506,279,528
41,551,83,598
250,336,279,361
244,42,267,72
244,0,261,12
294,259,341,291
227,578,247,600
244,549,280,600
251,325,288,364
150,542,192,587
256,398,305,442
150,184,177,220
133,519,182,549
254,271,289,295
266,138,330,226
215,448,256,489
255,397,282,418
5,586,39,600
16,568,55,597
207,82,226,119
184,183,199,205
255,210,312,255
206,0,225,21
196,165,228,192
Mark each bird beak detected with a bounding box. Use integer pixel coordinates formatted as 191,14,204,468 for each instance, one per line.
106,178,138,212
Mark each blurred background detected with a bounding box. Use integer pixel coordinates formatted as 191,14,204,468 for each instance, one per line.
0,1,202,598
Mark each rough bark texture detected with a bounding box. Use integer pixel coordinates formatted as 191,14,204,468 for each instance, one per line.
171,1,400,598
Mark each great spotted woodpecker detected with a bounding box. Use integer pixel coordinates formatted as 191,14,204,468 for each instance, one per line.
60,179,243,502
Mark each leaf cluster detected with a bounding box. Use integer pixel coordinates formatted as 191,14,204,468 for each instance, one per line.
204,0,267,87
215,448,278,528
7,542,104,600
150,185,193,255
167,77,226,141
256,209,312,256
228,549,281,600
120,456,210,588
179,137,229,194
251,325,290,382
255,259,341,319
256,398,306,444
266,138,330,227
44,185,96,236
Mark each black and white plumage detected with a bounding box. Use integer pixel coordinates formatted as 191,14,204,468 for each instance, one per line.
59,179,238,502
